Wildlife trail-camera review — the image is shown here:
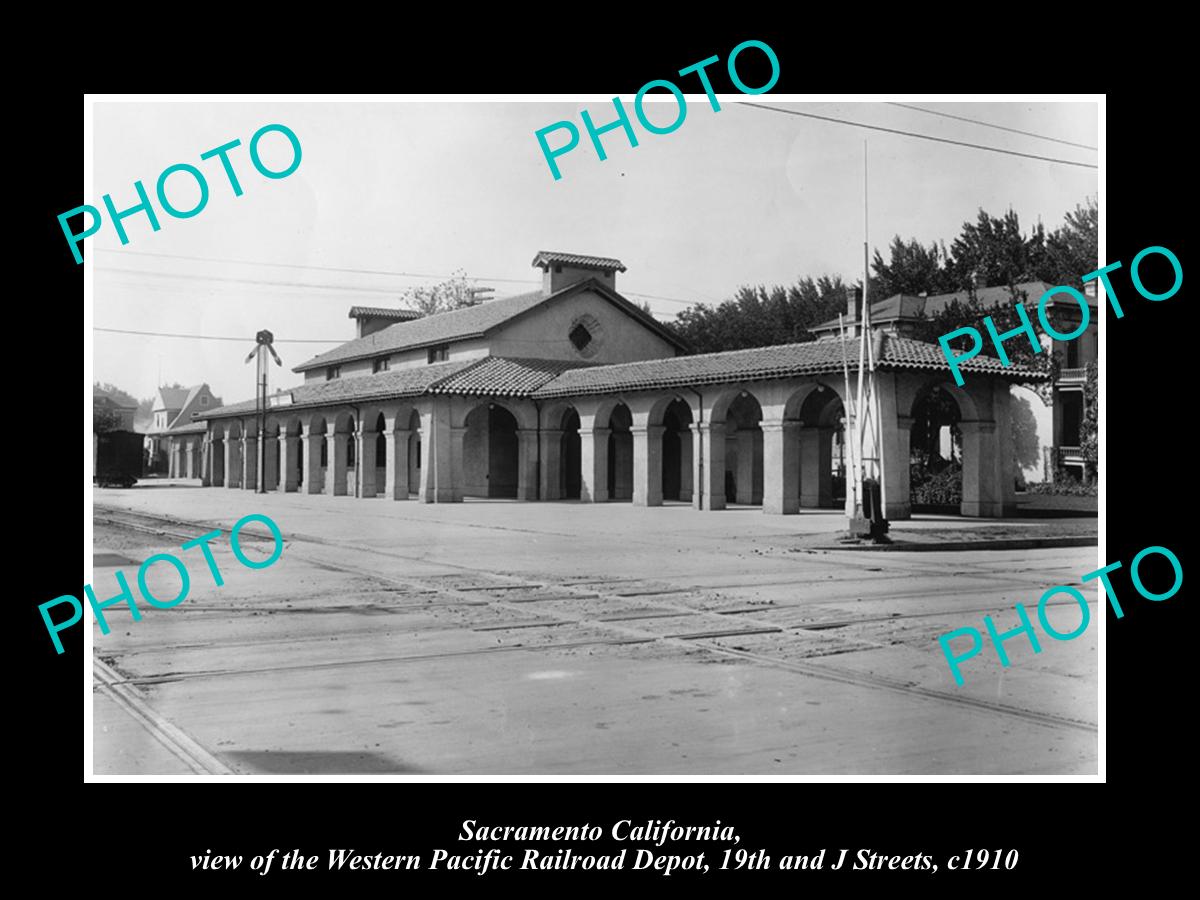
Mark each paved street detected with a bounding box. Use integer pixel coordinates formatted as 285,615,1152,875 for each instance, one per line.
90,483,1098,775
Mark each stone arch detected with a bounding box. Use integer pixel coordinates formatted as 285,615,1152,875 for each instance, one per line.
907,378,993,516
462,401,520,499
661,397,694,502
720,391,764,506
606,402,633,501
707,384,766,426
541,402,581,501
304,414,329,495
792,383,846,510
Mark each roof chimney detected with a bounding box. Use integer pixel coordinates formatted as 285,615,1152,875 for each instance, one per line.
532,250,627,296
845,285,861,320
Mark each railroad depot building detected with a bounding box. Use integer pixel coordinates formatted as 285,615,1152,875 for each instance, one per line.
198,251,1040,519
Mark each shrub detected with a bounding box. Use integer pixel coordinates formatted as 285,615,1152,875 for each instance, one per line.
1026,468,1097,497
911,461,963,506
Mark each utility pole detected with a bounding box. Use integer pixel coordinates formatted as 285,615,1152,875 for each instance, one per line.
245,330,282,494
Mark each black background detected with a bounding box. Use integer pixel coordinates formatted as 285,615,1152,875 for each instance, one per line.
26,21,1186,887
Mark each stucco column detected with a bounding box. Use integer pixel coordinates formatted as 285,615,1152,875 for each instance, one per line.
579,427,610,503
225,437,241,488
993,382,1017,516
514,429,539,501
385,429,410,500
357,428,377,498
538,428,563,500
960,421,1001,517
693,422,726,510
280,435,299,492
735,429,755,505
242,435,258,491
330,433,349,496
761,421,800,515
631,424,664,507
418,402,457,503
258,434,276,491
200,438,212,486
304,431,324,494
887,416,913,520
678,429,693,502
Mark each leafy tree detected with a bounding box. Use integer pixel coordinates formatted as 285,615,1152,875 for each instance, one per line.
870,237,954,299
93,400,123,434
1043,197,1098,285
399,269,484,315
94,382,138,408
1080,361,1098,483
673,275,848,354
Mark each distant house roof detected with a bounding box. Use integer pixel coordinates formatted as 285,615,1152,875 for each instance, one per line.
347,306,424,321
811,280,1087,333
202,335,1043,420
532,250,626,272
154,386,191,413
293,279,687,373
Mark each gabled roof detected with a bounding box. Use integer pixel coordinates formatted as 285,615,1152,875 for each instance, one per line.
154,387,190,413
347,306,424,321
811,280,1082,333
532,250,626,272
293,278,687,372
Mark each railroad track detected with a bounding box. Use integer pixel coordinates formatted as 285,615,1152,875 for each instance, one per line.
93,505,1099,737
93,657,235,775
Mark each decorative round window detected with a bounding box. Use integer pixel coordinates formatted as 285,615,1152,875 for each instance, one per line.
567,313,604,359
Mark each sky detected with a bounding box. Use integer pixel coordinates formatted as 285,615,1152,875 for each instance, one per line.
90,99,1098,406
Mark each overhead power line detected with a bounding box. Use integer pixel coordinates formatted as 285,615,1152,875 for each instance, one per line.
738,102,1098,169
885,102,1098,151
95,327,340,343
95,254,701,306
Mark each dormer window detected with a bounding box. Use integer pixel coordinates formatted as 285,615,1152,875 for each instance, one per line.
373,357,390,374
326,365,341,381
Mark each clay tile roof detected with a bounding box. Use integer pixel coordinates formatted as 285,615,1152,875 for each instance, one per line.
531,250,627,272
531,335,1042,399
347,306,424,321
295,289,551,372
199,360,477,419
430,357,595,398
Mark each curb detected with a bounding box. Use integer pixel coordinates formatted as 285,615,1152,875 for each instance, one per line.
808,535,1097,553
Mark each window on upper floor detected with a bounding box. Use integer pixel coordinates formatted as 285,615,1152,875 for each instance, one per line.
326,365,342,381
200,395,208,406
373,357,390,374
569,323,592,351
427,345,449,364
1066,339,1080,369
